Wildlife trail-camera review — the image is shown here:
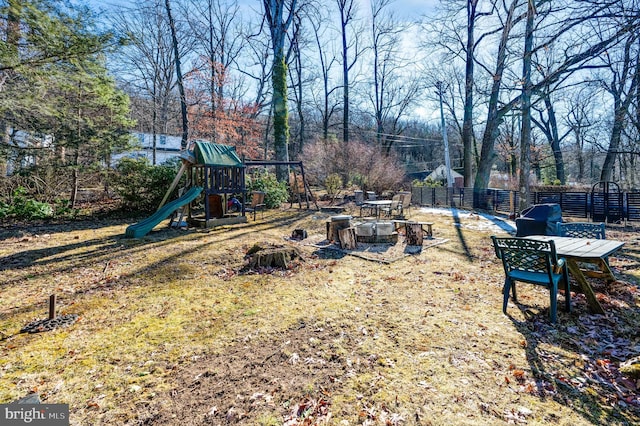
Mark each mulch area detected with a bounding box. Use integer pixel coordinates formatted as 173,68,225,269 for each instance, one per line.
305,233,448,263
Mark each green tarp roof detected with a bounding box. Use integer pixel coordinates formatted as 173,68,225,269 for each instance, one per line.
192,141,243,167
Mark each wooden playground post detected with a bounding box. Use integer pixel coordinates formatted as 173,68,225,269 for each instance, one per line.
49,294,56,320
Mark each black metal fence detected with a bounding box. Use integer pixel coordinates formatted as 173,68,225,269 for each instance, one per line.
410,187,516,213
410,186,640,223
628,192,640,222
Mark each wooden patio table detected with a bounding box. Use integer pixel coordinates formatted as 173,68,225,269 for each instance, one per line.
528,236,625,314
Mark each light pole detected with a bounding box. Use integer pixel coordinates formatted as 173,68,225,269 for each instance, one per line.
436,81,453,188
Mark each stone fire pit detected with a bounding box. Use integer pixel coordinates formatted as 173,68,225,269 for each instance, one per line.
355,221,398,244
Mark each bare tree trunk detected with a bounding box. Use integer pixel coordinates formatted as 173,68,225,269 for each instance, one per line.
288,15,304,158
517,0,534,211
70,148,79,209
2,1,20,176
295,46,304,155
372,2,382,146
531,87,568,185
339,0,351,143
601,96,626,182
336,0,363,144
474,0,517,209
208,0,218,143
272,56,289,179
462,0,478,187
165,0,189,150
152,90,158,165
312,11,340,143
544,96,565,184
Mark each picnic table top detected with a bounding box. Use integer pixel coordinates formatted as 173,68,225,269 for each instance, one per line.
527,236,624,259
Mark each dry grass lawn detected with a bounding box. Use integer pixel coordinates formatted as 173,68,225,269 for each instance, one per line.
1,204,640,425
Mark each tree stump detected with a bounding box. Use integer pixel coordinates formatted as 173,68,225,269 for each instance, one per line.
338,227,358,250
246,245,302,269
406,222,423,246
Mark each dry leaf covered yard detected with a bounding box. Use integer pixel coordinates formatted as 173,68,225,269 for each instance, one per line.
1,206,640,425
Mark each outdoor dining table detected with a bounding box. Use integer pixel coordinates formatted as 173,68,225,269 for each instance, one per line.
528,235,625,314
360,200,392,219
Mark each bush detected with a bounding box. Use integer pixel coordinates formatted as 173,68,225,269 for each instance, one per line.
54,198,79,218
112,158,182,212
0,201,8,218
325,173,343,197
412,178,442,188
301,137,405,194
0,186,54,220
247,171,289,209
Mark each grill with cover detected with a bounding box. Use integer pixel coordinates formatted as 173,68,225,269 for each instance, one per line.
515,203,563,237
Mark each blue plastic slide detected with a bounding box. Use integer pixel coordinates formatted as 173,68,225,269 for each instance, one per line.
125,186,203,238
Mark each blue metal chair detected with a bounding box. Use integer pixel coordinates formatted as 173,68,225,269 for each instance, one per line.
556,221,608,266
556,222,605,239
491,236,571,323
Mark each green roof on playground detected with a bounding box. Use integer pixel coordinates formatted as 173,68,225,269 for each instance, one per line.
192,141,243,167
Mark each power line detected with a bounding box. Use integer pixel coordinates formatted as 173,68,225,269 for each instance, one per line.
360,129,444,144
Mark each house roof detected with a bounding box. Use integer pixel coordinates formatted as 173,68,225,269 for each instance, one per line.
192,141,243,167
427,164,463,181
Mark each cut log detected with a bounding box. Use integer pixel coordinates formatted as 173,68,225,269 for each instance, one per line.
338,227,358,250
326,217,351,242
406,223,423,246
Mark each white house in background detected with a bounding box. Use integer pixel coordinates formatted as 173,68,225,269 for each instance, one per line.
426,164,464,188
4,130,54,176
111,132,183,166
4,131,184,176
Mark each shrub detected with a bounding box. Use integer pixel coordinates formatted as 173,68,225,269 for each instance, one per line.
112,158,182,212
412,178,442,188
325,173,343,197
247,171,289,209
0,201,8,218
301,137,405,193
54,198,79,218
0,186,54,219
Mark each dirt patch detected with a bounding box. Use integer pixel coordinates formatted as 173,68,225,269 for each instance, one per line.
143,322,358,425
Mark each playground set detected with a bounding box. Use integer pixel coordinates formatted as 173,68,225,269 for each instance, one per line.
125,141,312,238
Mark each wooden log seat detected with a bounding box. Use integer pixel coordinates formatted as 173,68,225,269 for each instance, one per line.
326,215,353,242
392,220,434,239
338,227,358,250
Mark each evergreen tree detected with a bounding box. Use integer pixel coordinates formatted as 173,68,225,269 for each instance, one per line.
0,0,132,205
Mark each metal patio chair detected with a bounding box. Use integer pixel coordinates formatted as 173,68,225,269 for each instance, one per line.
491,236,571,323
556,222,605,239
381,194,403,218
